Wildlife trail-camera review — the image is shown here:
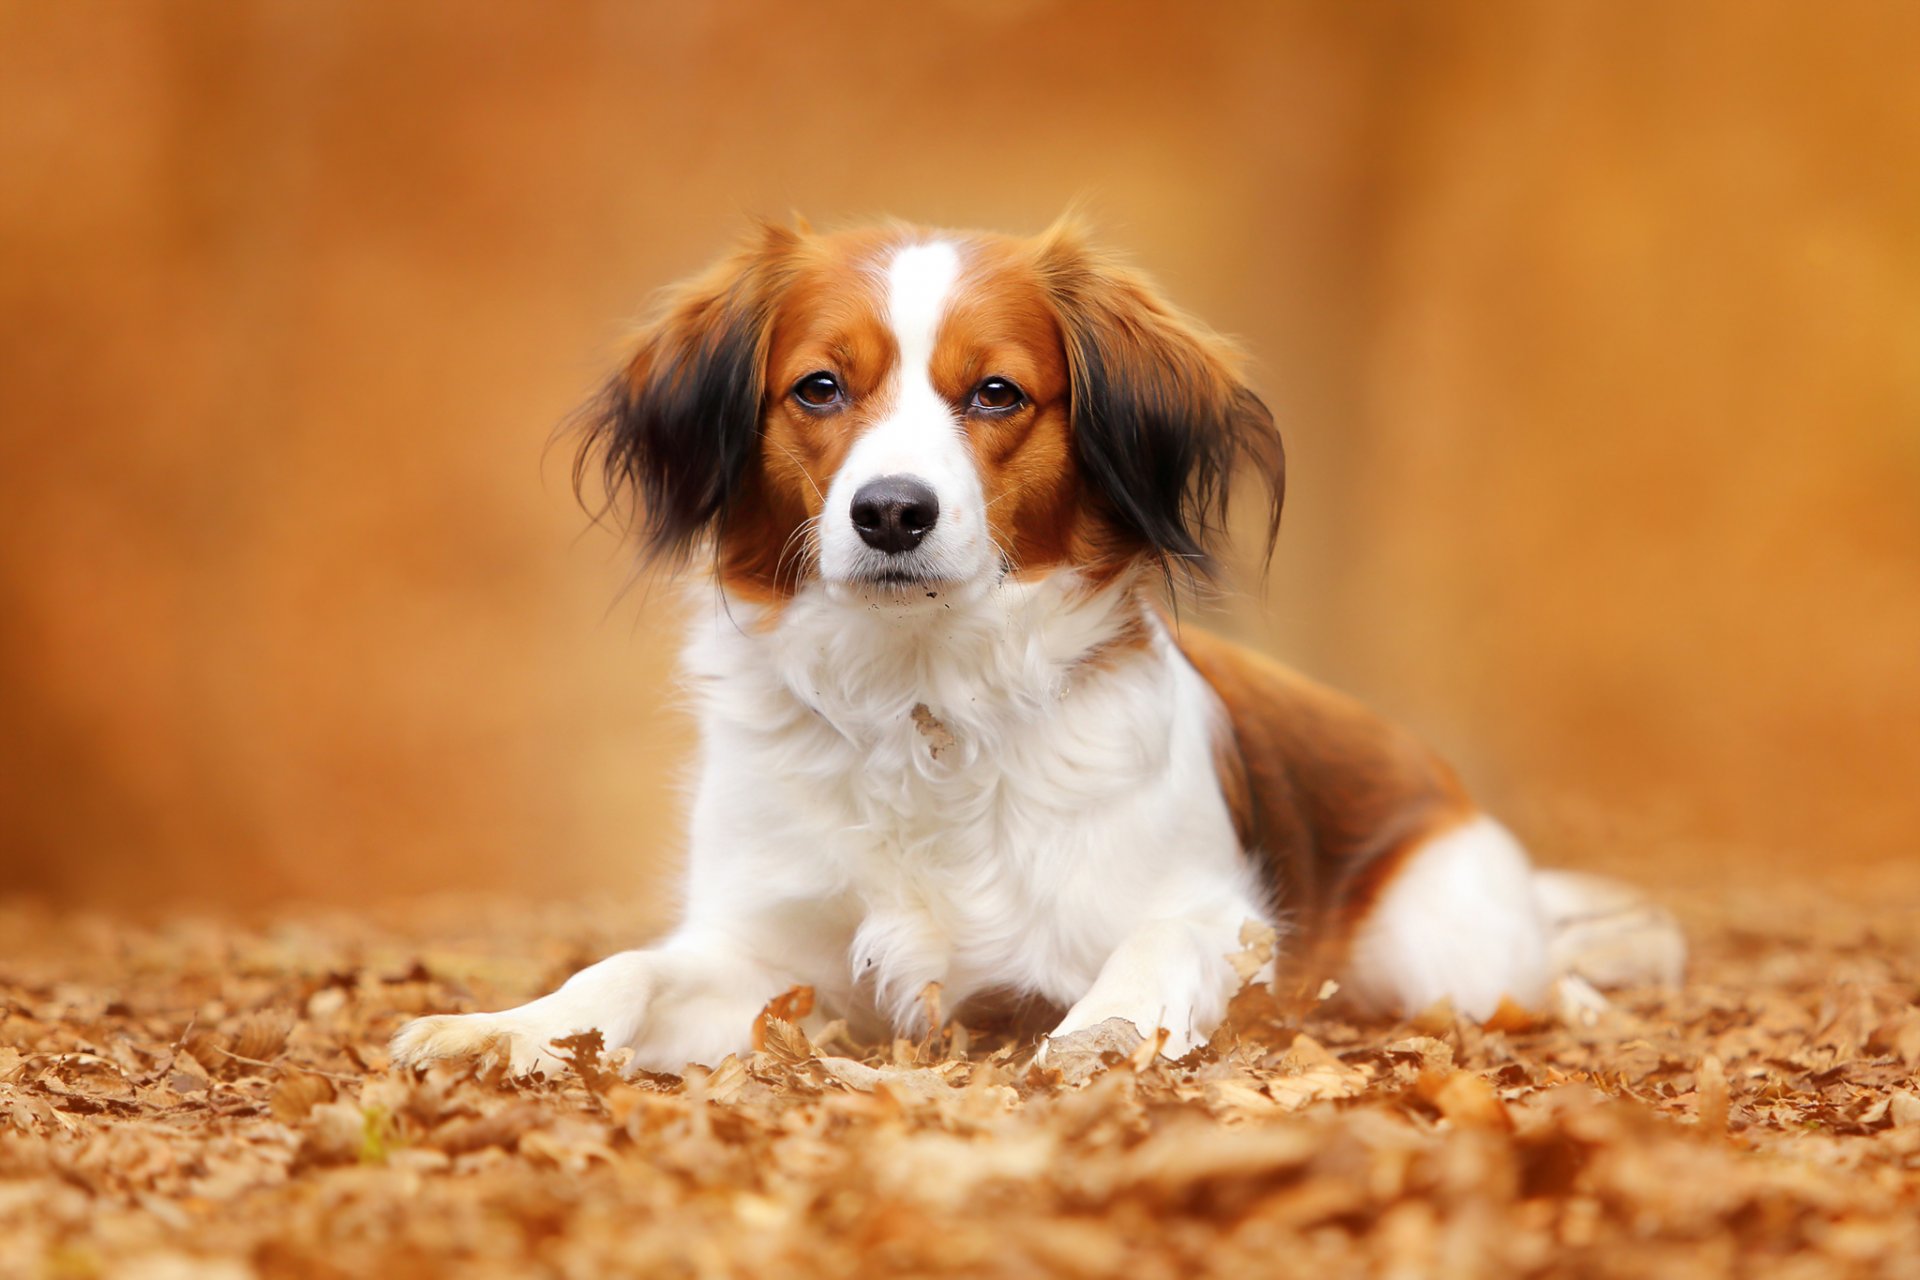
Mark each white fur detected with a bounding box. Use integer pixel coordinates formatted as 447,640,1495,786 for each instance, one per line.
1340,816,1553,1020
684,578,1264,1052
394,576,1269,1073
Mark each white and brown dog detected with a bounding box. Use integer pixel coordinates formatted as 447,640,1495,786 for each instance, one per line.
393,219,1681,1076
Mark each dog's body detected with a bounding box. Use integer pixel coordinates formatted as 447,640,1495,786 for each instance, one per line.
393,221,1680,1076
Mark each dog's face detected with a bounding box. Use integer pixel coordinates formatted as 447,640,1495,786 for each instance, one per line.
577,220,1284,605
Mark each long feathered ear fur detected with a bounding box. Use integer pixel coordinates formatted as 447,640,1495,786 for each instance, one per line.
1038,219,1285,581
571,222,802,563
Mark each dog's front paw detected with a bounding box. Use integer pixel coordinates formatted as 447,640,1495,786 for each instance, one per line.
389,1013,570,1079
1044,1008,1196,1063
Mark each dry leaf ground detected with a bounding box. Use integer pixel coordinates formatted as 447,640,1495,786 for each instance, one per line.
3,876,1918,1279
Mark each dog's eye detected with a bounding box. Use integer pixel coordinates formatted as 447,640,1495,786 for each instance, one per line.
792,372,844,411
969,377,1025,413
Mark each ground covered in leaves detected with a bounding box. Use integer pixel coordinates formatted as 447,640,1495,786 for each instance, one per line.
3,883,1919,1279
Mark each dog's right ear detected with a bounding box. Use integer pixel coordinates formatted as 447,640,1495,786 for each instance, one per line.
572,221,803,563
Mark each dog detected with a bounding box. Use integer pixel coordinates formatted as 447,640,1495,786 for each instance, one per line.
392,218,1682,1077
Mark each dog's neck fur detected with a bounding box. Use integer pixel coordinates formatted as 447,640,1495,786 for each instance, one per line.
690,571,1155,758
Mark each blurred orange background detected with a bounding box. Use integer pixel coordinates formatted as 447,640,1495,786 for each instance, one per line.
3,1,1916,915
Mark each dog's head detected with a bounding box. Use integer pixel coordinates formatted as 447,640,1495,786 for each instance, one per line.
575,218,1284,604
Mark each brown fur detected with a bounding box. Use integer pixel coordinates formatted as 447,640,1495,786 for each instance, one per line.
1175,625,1475,946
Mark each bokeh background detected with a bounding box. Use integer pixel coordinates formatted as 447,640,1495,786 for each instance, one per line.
3,1,1916,916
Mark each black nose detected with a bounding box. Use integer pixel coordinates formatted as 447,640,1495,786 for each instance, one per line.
850,475,940,554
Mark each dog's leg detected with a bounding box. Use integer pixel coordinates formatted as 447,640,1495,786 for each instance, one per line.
1340,815,1554,1020
1340,815,1687,1021
390,941,790,1078
1045,915,1248,1059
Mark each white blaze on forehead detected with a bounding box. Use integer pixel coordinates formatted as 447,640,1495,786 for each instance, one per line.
885,240,962,375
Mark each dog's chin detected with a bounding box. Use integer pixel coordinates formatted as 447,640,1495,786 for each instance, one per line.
825,567,979,607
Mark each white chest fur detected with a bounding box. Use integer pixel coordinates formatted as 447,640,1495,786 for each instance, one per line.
394,573,1613,1077
673,577,1264,1031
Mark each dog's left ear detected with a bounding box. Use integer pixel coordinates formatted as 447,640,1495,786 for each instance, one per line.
573,220,803,564
1037,220,1285,579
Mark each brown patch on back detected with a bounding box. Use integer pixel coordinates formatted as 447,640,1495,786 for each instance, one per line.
1175,625,1475,954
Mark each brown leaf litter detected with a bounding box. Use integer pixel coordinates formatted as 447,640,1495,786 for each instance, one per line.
2,886,1918,1278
